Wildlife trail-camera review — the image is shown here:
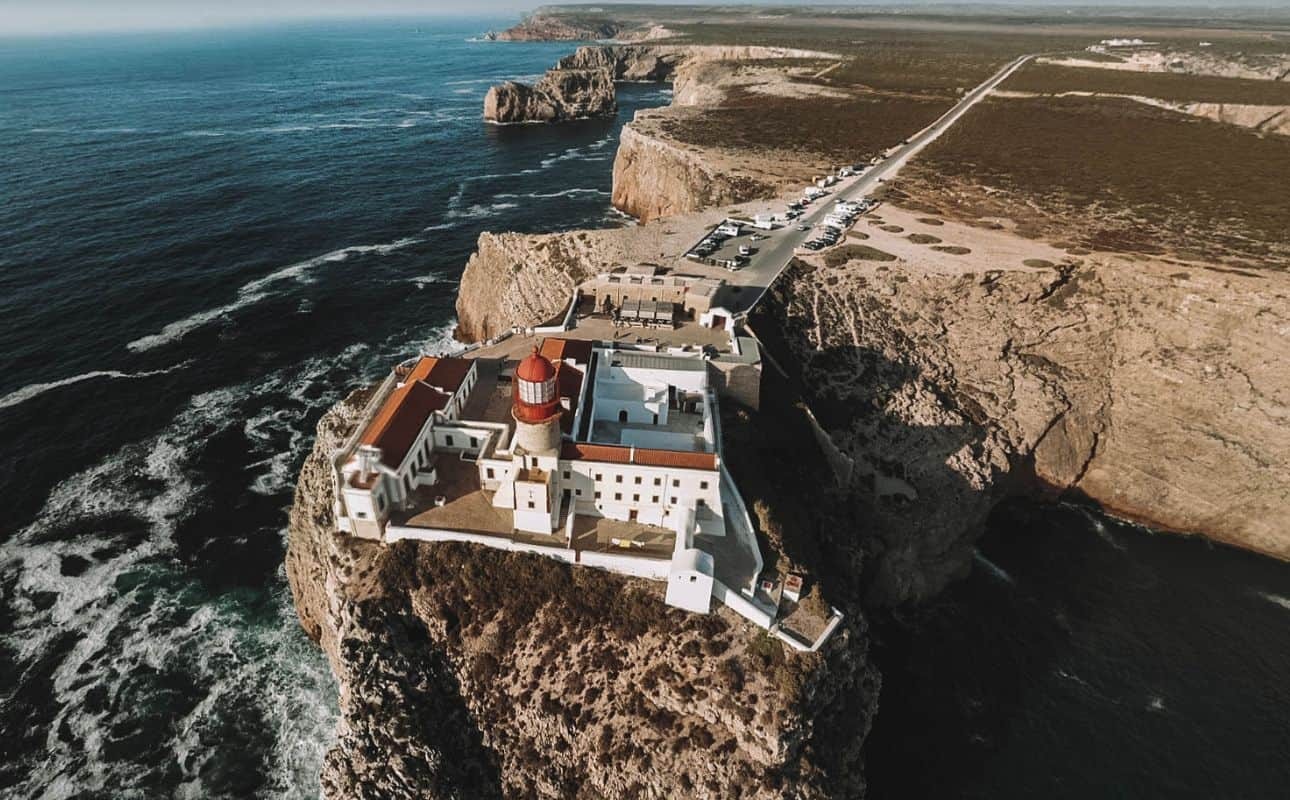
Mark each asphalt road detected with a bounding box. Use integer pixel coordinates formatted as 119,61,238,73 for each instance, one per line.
722,53,1035,314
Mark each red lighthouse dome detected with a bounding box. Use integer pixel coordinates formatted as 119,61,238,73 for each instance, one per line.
513,347,561,423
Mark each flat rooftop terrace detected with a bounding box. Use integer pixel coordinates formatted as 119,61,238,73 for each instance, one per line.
399,454,674,560
457,357,515,430
591,411,709,452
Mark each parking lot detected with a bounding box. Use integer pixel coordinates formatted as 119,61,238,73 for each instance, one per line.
685,220,777,272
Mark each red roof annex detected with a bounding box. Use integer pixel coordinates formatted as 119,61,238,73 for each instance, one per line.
360,356,473,468
560,442,717,471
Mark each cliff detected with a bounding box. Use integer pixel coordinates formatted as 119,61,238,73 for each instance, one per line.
286,387,880,799
755,220,1290,604
454,230,606,342
611,118,776,222
490,14,622,42
483,69,616,124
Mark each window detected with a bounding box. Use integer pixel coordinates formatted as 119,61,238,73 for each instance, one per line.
615,475,623,484
595,473,603,482
356,511,367,519
527,501,535,509
576,489,583,497
486,468,495,479
672,479,680,488
634,476,642,485
633,494,640,502
696,499,706,509
595,491,601,500
530,456,538,467
670,496,678,505
653,477,661,486
700,481,709,490
563,471,571,480
614,492,622,501
445,435,454,447
470,437,478,448
410,463,418,477
652,496,659,504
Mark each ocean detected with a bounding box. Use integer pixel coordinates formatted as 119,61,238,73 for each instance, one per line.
0,17,669,797
3,15,1289,800
865,500,1290,799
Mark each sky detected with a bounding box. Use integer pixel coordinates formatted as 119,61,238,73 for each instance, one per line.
0,1,1276,36
0,1,528,35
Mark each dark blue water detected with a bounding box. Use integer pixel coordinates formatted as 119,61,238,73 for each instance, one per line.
0,18,669,797
866,500,1290,799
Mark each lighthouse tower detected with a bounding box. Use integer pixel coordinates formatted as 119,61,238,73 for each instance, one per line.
512,346,562,454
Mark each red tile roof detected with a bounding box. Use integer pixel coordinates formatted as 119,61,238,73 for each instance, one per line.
541,337,592,366
634,448,718,470
556,363,584,435
423,357,474,394
560,442,716,471
562,442,631,464
361,380,448,468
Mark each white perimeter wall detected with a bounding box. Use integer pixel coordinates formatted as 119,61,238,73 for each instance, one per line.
385,526,671,581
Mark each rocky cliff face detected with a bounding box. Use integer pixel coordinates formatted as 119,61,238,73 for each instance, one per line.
454,230,606,342
286,387,880,799
491,14,622,42
611,118,777,223
757,238,1290,604
483,69,616,124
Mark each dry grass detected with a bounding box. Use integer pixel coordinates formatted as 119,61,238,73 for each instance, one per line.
824,244,898,267
1005,63,1290,105
657,91,951,166
906,95,1290,265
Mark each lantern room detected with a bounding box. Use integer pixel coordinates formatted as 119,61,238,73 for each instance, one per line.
513,347,561,423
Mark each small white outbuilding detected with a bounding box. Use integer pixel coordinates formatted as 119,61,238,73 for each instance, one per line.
665,548,715,614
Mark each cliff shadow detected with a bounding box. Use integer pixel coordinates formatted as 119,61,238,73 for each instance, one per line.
740,306,1101,796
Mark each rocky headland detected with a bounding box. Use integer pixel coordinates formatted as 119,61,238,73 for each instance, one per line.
460,41,1290,599
487,13,622,42
287,384,879,798
484,69,616,124
290,22,1290,798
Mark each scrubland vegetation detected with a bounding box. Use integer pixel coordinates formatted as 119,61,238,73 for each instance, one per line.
1005,63,1290,105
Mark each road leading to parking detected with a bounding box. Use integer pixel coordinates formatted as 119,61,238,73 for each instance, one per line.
721,54,1034,314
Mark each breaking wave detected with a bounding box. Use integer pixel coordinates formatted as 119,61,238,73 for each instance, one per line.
0,361,191,411
973,549,1015,585
126,237,423,353
495,187,610,200
1256,591,1290,612
0,368,345,797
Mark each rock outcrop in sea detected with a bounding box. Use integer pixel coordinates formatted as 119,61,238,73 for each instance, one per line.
483,69,616,124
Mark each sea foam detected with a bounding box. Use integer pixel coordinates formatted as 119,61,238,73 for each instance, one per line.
126,237,422,353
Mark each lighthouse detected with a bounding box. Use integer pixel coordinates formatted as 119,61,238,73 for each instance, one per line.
512,346,563,454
